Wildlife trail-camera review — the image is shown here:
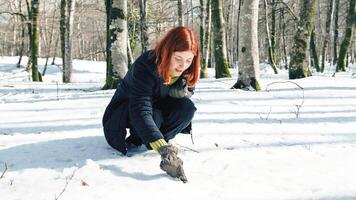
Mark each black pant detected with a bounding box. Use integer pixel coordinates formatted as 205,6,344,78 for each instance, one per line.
127,97,196,146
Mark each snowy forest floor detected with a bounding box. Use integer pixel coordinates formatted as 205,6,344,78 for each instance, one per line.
1,56,356,200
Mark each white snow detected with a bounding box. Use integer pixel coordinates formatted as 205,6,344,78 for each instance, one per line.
1,56,356,200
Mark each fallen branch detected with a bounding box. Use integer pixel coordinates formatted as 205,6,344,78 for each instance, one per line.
56,81,59,101
0,163,8,179
176,144,200,153
265,81,305,119
258,106,272,120
55,168,77,200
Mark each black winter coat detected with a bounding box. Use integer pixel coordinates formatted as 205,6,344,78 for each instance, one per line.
102,50,190,154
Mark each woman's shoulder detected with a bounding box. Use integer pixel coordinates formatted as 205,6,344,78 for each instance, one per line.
136,50,156,65
131,50,158,77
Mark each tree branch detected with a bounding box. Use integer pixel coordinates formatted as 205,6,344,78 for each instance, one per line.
0,163,8,179
184,6,201,15
55,168,77,200
265,81,305,119
0,11,27,20
274,0,298,21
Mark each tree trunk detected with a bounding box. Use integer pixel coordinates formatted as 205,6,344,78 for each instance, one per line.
62,0,75,83
103,0,128,90
288,0,316,79
16,24,25,68
127,35,133,67
333,0,340,65
30,0,42,82
42,1,58,76
17,0,25,68
199,0,205,65
201,0,211,78
177,0,184,26
236,0,243,61
224,0,233,67
310,28,320,71
264,0,278,74
12,23,17,56
190,0,194,28
228,0,235,68
60,0,75,83
280,5,288,69
139,0,148,53
321,0,334,72
271,0,277,65
51,36,59,65
336,0,355,72
232,0,260,91
60,0,66,77
212,0,231,78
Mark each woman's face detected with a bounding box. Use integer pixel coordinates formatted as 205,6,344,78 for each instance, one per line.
169,50,194,77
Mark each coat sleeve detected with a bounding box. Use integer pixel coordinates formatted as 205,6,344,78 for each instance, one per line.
128,60,164,144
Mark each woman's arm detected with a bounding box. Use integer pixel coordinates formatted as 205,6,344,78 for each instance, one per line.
129,60,164,145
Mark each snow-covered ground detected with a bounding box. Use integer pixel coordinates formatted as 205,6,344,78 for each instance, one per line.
1,56,356,200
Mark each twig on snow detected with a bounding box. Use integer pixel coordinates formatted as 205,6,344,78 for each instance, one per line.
175,144,200,153
265,81,304,119
259,106,272,120
55,168,77,200
0,163,8,179
56,81,59,101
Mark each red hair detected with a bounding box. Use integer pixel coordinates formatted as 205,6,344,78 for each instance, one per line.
154,26,200,87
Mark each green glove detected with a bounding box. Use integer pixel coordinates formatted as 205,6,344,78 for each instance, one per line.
158,144,188,183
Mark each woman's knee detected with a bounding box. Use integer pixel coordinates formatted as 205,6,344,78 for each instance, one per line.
177,98,196,118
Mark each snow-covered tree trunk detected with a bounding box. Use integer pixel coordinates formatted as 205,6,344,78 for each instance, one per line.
336,0,355,72
103,0,128,90
212,0,231,78
233,0,261,91
62,0,76,83
288,0,316,79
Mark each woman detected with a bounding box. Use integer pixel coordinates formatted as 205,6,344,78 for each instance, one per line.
102,26,200,182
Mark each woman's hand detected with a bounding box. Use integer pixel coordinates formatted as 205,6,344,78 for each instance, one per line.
169,77,193,98
158,144,188,183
